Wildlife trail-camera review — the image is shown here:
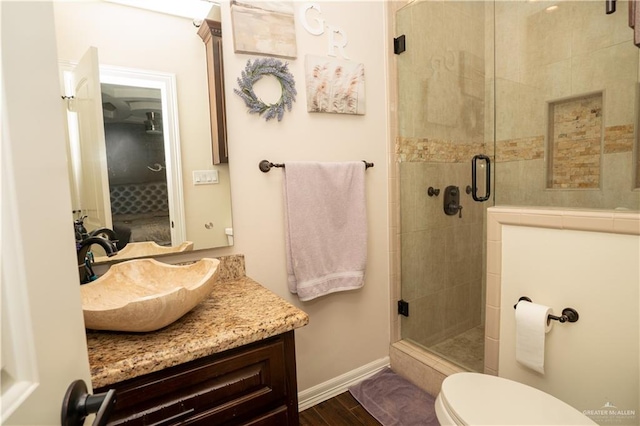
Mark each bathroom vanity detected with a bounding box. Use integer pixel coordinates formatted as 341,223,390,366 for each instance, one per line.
86,256,309,425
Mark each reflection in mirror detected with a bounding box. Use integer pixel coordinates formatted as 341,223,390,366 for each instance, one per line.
62,61,188,261
104,83,170,245
100,77,183,249
54,1,233,264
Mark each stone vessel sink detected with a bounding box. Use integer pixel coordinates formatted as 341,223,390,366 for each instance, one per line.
95,241,194,263
81,258,219,332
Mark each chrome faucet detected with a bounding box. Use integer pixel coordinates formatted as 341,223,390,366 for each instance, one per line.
77,236,118,284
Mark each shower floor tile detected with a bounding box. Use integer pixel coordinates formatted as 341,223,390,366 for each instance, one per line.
430,325,484,372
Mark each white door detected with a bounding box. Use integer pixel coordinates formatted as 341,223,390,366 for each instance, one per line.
1,2,94,424
70,47,113,232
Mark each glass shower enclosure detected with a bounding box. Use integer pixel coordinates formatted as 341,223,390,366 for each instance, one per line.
396,0,639,372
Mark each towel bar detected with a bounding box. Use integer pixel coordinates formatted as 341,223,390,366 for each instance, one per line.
514,296,579,324
259,159,374,173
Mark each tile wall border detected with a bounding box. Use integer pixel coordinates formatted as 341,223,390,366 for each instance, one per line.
484,206,640,374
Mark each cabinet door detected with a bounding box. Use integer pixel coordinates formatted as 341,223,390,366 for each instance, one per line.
99,334,294,425
197,19,228,164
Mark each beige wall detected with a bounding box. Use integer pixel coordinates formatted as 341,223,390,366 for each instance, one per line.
215,1,391,391
485,207,640,424
51,0,390,395
53,2,233,249
500,225,639,421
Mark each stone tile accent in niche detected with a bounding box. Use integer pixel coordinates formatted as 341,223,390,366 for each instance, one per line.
548,93,603,189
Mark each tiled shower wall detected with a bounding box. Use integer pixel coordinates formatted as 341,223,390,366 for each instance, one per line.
395,0,489,349
494,0,640,209
399,161,486,347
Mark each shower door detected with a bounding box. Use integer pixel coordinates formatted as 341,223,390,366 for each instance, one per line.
396,0,495,372
397,0,640,372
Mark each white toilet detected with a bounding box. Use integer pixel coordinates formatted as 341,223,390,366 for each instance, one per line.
435,372,597,425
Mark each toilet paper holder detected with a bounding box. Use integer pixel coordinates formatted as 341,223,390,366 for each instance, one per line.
513,297,579,324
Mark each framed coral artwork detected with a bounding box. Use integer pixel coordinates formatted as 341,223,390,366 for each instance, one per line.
305,55,365,115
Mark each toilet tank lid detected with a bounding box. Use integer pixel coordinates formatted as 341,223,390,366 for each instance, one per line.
440,373,597,425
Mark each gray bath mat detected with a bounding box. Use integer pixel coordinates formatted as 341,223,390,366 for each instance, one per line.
349,368,440,426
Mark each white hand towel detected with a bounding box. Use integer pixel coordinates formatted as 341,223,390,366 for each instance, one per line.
283,162,367,301
515,301,553,374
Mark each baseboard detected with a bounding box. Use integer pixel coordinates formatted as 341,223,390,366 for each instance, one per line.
297,356,390,411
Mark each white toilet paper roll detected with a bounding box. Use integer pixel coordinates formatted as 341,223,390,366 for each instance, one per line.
515,301,553,374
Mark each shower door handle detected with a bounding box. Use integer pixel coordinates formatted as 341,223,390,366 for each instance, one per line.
471,154,491,202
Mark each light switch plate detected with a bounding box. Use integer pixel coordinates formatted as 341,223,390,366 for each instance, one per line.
193,170,219,185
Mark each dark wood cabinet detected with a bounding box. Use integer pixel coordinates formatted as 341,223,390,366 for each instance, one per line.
95,331,299,425
197,19,228,165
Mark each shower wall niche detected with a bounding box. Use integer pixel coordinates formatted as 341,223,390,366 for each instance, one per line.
494,0,639,210
547,93,603,190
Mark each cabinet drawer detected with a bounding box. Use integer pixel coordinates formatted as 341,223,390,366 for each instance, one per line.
240,406,289,426
181,405,288,425
98,336,289,425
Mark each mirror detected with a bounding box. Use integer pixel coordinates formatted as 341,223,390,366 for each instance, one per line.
54,1,233,263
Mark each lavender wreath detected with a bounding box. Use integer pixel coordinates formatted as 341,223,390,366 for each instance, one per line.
233,58,296,122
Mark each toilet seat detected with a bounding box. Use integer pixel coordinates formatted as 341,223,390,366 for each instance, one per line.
436,373,596,425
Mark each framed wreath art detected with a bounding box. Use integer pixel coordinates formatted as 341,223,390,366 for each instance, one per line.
234,58,296,122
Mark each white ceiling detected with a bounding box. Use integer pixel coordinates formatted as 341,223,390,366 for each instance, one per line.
101,83,161,125
102,0,218,20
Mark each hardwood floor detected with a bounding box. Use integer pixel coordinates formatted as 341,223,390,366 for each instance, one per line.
300,391,382,426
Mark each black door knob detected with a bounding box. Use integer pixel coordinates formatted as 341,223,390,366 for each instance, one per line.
61,379,116,426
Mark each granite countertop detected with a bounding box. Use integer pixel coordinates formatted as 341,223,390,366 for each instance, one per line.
86,256,309,389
